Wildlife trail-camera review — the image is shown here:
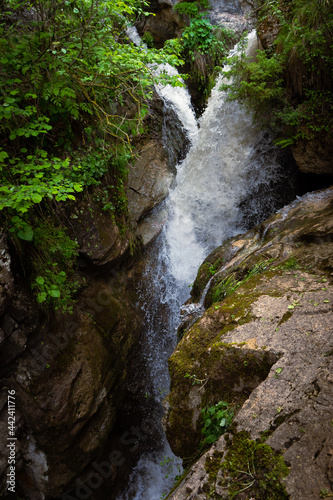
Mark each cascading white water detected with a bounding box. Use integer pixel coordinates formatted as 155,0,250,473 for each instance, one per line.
126,25,198,143
119,30,292,499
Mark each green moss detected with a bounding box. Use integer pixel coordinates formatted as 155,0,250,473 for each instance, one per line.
205,432,290,499
205,449,224,483
191,257,224,300
209,258,276,305
278,310,293,326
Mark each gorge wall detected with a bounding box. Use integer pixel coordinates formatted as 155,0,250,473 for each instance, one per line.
164,187,333,499
0,94,188,499
0,0,332,499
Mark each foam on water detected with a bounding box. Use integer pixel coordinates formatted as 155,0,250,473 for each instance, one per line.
118,29,292,500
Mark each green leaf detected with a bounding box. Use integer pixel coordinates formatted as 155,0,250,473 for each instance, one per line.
0,151,9,162
220,418,226,427
17,226,34,241
49,289,61,298
31,194,43,203
37,292,47,303
36,276,45,285
73,183,83,192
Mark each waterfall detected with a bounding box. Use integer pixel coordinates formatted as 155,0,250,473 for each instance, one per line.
118,30,294,499
126,25,198,143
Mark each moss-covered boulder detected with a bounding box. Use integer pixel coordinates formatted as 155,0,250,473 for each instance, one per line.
0,268,144,498
165,187,333,500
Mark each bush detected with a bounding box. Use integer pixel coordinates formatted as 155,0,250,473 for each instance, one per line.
220,0,333,145
201,401,234,445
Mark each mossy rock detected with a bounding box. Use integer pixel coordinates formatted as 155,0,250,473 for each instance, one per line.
164,291,279,459
205,431,289,499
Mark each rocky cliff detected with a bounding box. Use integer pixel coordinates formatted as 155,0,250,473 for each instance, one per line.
0,95,188,499
164,187,333,499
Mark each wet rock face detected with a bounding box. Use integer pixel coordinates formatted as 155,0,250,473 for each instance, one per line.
165,187,333,499
291,136,333,175
207,0,254,33
0,90,189,497
0,276,145,499
138,0,183,48
128,95,189,246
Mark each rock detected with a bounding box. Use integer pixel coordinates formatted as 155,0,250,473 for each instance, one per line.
165,187,333,499
127,140,174,224
291,136,333,175
0,277,144,498
128,94,190,228
207,0,255,34
64,199,131,269
138,208,169,247
137,0,183,48
0,83,190,498
0,232,14,316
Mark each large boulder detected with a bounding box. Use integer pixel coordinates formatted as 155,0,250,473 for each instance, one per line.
0,278,144,499
165,187,333,499
291,135,333,175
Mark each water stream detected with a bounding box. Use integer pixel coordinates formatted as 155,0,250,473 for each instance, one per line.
118,30,295,499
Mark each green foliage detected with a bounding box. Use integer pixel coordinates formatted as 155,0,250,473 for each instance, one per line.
0,0,183,217
185,373,208,385
201,401,234,445
320,489,333,498
219,432,289,499
221,49,285,116
142,31,155,48
0,150,83,214
174,2,201,18
173,0,236,100
182,17,235,64
9,216,34,241
220,0,333,145
277,257,301,270
212,259,274,303
0,0,183,312
31,222,80,312
174,0,210,18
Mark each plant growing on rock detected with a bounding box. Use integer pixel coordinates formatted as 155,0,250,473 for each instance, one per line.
173,0,236,101
220,0,333,147
201,401,234,445
0,0,183,311
217,432,290,499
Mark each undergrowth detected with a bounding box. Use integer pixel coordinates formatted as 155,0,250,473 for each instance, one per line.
0,0,183,312
211,259,274,303
220,0,333,147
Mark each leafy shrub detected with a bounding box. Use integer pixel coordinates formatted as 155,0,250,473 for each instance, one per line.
0,0,183,218
31,223,80,313
201,401,234,445
174,1,236,102
0,0,183,311
220,0,333,145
